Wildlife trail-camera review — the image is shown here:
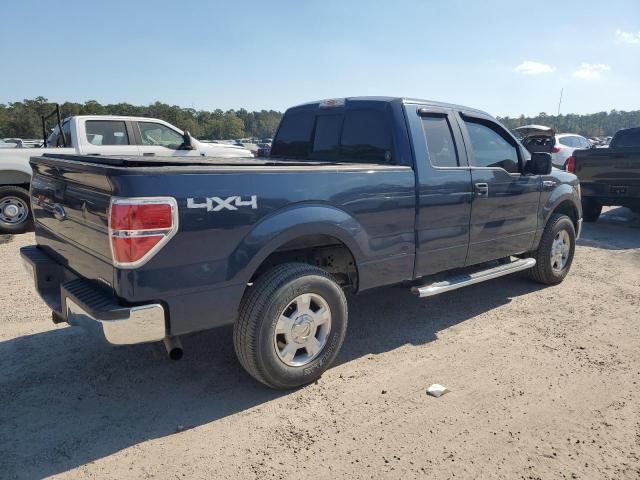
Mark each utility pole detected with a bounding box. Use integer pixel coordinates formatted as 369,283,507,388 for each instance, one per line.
557,88,563,116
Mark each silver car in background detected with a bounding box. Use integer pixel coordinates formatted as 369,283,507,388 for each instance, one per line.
514,126,591,170
552,134,592,169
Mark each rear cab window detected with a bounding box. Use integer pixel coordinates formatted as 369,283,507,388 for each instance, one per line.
271,100,395,164
611,129,640,148
46,119,73,148
270,109,315,158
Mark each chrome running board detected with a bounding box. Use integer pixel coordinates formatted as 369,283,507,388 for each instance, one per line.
412,258,536,298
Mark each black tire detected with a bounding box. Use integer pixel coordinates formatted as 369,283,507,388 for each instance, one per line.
234,263,348,389
0,186,33,234
581,197,602,223
528,214,576,285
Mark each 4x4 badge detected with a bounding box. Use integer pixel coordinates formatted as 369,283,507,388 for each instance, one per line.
187,195,258,212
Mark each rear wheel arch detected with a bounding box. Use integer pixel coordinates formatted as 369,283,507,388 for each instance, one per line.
248,233,360,291
230,204,368,287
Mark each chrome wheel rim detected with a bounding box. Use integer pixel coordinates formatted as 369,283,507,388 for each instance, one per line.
274,293,332,367
0,196,28,225
551,230,571,272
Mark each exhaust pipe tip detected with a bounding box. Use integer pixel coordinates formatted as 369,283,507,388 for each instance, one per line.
163,336,183,361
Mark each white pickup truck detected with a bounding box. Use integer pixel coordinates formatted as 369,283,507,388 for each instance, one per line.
0,115,252,233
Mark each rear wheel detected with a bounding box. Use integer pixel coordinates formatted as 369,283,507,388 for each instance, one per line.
582,197,602,223
0,186,33,234
234,263,348,389
528,214,576,285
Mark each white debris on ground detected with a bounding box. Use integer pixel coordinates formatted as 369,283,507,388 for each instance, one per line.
427,384,449,397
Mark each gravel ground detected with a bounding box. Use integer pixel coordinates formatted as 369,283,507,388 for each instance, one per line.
1,207,639,479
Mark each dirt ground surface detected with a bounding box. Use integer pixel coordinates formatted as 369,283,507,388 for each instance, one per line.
1,207,639,479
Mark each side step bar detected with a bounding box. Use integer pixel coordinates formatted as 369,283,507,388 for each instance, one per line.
412,258,536,298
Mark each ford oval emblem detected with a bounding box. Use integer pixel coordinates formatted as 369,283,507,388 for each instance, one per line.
53,204,67,221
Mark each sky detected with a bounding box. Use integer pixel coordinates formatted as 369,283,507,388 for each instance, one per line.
1,0,639,117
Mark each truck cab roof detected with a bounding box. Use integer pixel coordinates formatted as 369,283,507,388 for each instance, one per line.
289,96,490,117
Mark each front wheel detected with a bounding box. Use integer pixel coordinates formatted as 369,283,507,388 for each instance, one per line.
234,263,348,389
0,186,33,234
528,214,576,285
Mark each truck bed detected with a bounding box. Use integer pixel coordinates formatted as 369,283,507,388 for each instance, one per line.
574,147,640,205
29,153,416,335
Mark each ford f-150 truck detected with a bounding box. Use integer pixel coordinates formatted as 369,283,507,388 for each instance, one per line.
21,97,582,389
571,127,640,221
0,114,251,233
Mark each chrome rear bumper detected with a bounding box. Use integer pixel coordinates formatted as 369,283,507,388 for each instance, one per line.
21,245,166,345
65,298,165,345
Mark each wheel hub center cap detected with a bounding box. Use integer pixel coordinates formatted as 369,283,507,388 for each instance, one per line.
291,315,314,343
4,204,19,217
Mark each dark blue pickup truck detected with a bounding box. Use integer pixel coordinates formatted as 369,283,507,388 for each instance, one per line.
21,97,582,389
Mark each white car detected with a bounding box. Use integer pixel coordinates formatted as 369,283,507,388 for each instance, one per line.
514,126,591,169
0,115,252,233
551,133,592,169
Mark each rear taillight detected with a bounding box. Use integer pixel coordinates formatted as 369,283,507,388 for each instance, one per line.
551,146,561,153
566,156,576,173
109,198,178,268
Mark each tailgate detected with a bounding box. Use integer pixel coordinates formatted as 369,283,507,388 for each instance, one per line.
575,150,640,198
30,157,115,288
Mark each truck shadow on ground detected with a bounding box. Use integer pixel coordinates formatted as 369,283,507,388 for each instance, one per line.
0,276,546,478
578,207,640,251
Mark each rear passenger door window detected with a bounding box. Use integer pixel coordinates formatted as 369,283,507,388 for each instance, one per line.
463,119,520,174
559,137,574,147
85,121,130,146
421,114,459,168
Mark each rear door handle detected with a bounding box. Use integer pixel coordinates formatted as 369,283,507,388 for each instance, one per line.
475,183,489,197
143,152,155,156
543,180,556,190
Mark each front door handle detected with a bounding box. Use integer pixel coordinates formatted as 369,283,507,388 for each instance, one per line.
475,183,489,197
143,152,155,156
543,180,556,190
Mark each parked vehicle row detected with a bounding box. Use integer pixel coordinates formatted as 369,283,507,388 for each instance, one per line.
0,114,252,233
0,138,44,148
588,136,612,148
21,96,582,389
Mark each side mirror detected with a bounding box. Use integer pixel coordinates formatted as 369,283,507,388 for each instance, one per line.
181,131,196,150
526,152,552,175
